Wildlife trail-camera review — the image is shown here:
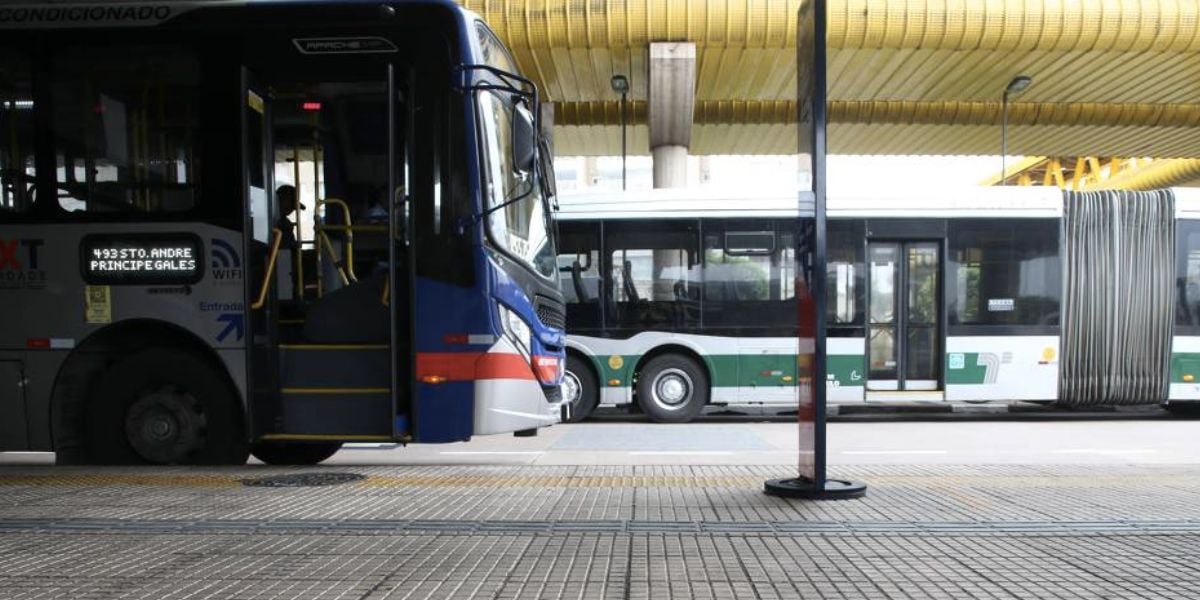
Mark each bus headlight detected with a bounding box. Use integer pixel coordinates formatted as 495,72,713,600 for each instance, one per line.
497,304,532,358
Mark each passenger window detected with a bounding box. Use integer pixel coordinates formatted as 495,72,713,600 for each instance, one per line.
1175,223,1200,331
702,220,797,329
556,224,601,330
826,220,865,327
606,221,701,330
0,53,35,213
52,46,202,213
948,219,1060,327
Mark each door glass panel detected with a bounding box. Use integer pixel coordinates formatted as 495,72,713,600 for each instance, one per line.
907,244,938,324
868,244,898,324
905,326,938,382
868,327,897,381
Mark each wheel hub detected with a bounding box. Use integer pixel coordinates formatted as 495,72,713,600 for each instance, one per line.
562,371,582,407
652,369,692,409
124,386,206,464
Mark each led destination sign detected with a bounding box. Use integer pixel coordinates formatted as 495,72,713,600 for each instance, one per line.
81,234,203,285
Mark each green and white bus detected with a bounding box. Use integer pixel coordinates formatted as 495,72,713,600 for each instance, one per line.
555,189,805,422
557,186,1200,422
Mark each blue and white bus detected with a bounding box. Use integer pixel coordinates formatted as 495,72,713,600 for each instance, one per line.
0,0,565,465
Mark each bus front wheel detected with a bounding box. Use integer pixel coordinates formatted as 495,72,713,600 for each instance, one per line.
562,355,598,422
86,347,249,465
250,442,343,465
636,354,708,423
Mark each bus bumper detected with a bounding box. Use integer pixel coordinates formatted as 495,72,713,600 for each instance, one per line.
473,378,562,435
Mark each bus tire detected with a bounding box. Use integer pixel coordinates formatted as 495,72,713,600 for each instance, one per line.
636,354,708,423
250,442,342,465
86,347,249,465
562,355,599,422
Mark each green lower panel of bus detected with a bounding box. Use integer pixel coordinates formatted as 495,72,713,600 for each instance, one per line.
1170,352,1200,383
588,353,797,388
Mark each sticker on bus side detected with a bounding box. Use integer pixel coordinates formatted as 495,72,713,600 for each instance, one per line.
85,285,111,324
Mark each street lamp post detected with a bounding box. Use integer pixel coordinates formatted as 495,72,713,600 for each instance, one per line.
1001,75,1033,185
611,74,629,190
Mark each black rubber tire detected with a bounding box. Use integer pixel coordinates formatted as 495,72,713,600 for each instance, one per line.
85,347,249,465
250,442,343,465
635,354,708,423
562,355,599,422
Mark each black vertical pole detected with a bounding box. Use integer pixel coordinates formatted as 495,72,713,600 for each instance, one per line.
1001,91,1008,185
765,0,866,500
621,91,627,190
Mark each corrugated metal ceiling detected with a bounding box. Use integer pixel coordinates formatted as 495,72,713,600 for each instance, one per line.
462,0,1200,156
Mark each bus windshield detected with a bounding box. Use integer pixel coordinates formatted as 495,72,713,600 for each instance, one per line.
477,89,556,279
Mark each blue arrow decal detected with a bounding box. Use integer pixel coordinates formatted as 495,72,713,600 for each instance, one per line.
216,313,244,343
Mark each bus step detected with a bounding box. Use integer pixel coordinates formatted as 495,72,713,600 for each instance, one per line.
278,343,390,389
276,387,392,437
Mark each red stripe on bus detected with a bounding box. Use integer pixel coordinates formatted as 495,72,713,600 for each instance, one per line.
416,352,535,381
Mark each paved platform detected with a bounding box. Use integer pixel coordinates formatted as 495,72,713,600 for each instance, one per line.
2,463,1200,599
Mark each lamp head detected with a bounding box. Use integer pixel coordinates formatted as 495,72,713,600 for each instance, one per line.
610,74,629,94
1005,75,1033,95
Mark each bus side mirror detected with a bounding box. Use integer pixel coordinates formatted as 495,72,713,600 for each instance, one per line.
512,101,537,177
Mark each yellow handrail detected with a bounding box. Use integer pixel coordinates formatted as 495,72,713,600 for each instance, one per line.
251,228,283,310
316,198,357,283
316,229,351,287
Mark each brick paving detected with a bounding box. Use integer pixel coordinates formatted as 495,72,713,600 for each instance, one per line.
1,464,1199,599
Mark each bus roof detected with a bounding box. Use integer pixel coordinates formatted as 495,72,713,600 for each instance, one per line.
0,0,472,29
554,186,1067,220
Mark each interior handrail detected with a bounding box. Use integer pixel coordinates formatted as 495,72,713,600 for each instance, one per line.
316,229,352,286
251,227,283,310
315,198,357,283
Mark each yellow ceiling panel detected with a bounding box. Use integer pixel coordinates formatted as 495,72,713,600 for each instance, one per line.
461,0,1200,156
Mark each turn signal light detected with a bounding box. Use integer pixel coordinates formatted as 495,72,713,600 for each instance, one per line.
1185,374,1195,383
532,356,561,385
608,379,621,386
420,375,448,385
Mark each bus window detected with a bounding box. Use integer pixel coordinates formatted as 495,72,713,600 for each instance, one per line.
827,220,865,328
556,223,601,330
52,46,202,213
478,90,556,279
0,53,34,213
703,221,796,329
948,219,1060,328
1176,221,1200,331
607,221,701,330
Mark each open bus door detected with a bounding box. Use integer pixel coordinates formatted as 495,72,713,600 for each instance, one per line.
239,68,279,442
389,65,416,441
241,58,413,463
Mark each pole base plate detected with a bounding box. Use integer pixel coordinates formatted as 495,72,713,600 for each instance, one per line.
764,477,867,500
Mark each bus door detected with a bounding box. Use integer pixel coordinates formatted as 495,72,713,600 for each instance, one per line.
246,64,409,442
866,241,941,396
240,69,279,431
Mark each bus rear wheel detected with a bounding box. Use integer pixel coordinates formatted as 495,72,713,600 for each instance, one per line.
86,347,248,465
562,355,598,422
250,442,343,465
636,354,708,423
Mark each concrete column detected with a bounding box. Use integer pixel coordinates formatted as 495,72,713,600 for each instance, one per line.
652,145,688,188
648,42,696,189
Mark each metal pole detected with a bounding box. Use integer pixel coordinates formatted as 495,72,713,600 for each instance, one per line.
621,91,627,190
1001,91,1008,186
